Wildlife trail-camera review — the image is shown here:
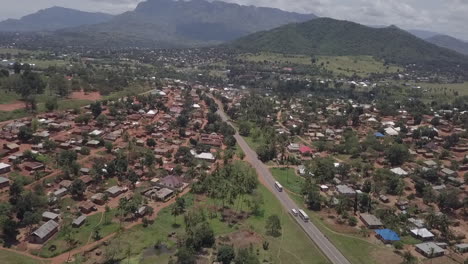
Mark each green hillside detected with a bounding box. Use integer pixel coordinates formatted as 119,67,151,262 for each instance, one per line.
231,18,468,67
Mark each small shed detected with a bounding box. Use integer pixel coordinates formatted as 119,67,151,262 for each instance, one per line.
72,215,87,228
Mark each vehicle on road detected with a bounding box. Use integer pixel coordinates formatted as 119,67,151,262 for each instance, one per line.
298,209,309,222
274,181,283,192
291,208,298,216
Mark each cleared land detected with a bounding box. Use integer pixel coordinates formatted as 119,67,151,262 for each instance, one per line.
0,249,48,264
238,52,403,77
91,184,329,264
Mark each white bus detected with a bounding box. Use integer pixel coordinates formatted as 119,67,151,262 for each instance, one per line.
274,181,283,192
298,209,309,222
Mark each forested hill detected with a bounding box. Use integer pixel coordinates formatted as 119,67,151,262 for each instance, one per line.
230,18,468,67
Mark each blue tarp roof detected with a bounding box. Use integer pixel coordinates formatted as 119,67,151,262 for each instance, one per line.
374,132,384,137
375,229,400,241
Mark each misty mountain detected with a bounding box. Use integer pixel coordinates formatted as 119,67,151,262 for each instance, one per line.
425,35,468,55
53,0,316,48
230,18,468,66
0,6,114,32
407,29,441,40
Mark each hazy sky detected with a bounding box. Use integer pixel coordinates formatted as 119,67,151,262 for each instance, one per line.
0,0,467,40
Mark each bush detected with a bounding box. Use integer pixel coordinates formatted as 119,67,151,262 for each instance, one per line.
394,241,404,250
348,216,357,226
80,147,91,155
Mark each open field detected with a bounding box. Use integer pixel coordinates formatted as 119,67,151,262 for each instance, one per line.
36,210,120,258
0,249,48,264
406,81,468,96
270,167,304,195
238,52,403,77
239,52,313,65
316,55,402,77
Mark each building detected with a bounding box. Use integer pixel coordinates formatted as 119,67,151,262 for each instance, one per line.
415,242,445,258
336,185,356,197
194,152,216,162
390,167,408,177
105,186,126,198
42,212,60,222
72,215,87,228
287,143,300,152
155,188,174,201
91,193,105,205
31,220,59,244
0,176,10,188
199,133,223,147
159,175,186,190
455,243,468,253
410,228,434,241
299,145,313,155
53,188,68,198
23,162,45,171
0,162,11,174
360,214,384,229
79,201,97,214
375,229,400,244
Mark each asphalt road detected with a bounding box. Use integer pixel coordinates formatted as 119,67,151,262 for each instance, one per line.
215,102,351,264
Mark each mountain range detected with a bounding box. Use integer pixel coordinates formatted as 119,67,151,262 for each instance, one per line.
0,6,113,32
2,0,315,48
230,18,468,66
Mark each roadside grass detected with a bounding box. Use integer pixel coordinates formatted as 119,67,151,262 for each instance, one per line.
37,209,119,258
316,56,402,77
272,171,394,264
270,167,304,195
0,249,48,264
400,235,422,245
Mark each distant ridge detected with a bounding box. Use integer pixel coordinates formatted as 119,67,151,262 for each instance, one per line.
0,6,113,32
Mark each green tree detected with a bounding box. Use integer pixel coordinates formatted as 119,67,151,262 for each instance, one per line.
49,74,70,98
172,197,186,225
70,179,86,199
265,214,282,237
90,101,102,118
176,247,196,264
217,245,235,264
386,144,410,166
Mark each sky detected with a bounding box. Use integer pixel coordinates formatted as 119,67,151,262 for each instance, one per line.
0,0,467,40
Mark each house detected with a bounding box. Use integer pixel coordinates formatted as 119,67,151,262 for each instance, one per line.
159,175,186,190
410,228,435,241
375,229,400,244
440,168,456,177
297,165,306,175
336,185,356,197
72,215,87,227
79,201,96,214
379,195,389,203
3,143,19,153
53,188,68,198
199,133,223,147
408,218,425,228
24,162,45,171
455,243,468,253
31,220,59,244
59,180,73,189
91,193,105,205
0,162,12,174
0,176,9,188
155,188,174,201
86,140,100,147
136,206,148,217
42,211,60,222
360,214,384,229
105,186,126,198
390,167,408,177
194,152,216,162
287,143,300,152
415,242,445,258
299,145,313,155
79,175,93,185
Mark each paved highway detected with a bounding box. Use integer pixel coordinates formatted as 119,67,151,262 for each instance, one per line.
214,100,351,264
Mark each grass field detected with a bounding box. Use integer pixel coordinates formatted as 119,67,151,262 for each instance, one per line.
270,167,304,195
238,52,403,77
0,249,48,264
37,209,120,258
407,81,468,96
316,56,402,77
